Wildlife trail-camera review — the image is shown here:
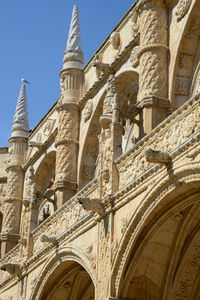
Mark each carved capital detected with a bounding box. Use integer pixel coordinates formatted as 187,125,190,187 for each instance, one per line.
145,148,171,164
77,196,105,217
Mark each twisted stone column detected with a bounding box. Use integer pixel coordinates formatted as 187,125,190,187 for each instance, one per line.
137,0,170,132
1,137,27,255
55,69,81,207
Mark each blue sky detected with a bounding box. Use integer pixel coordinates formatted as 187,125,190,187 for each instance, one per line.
0,1,134,146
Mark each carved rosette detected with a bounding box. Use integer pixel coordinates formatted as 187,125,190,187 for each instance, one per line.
137,0,168,101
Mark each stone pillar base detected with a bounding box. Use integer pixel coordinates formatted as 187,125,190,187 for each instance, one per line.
0,233,20,256
138,96,171,134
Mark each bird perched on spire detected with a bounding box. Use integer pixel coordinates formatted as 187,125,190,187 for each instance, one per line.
21,78,31,84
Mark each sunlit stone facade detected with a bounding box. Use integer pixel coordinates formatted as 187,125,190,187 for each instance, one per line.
0,1,200,299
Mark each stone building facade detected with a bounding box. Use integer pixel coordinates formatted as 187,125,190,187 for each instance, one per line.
0,0,200,299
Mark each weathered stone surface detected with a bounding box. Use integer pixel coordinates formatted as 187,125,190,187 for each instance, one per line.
1,1,200,299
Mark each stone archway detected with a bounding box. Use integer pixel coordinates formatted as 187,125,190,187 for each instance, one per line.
39,260,95,300
31,247,95,300
112,174,200,299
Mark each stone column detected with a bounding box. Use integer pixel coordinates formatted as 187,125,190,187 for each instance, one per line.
137,0,170,133
55,69,81,207
1,137,27,255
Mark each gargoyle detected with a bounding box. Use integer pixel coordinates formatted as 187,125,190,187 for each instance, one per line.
76,197,105,217
145,148,171,164
92,61,112,75
0,263,22,278
29,141,44,150
40,234,58,246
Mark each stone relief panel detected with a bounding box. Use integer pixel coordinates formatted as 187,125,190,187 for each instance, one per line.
32,199,87,254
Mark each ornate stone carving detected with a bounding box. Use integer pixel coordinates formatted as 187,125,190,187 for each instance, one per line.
145,148,171,164
92,61,111,75
77,196,105,216
131,11,139,36
130,46,139,67
0,263,22,278
55,105,79,189
121,217,129,234
176,0,192,22
40,234,58,246
24,166,35,202
83,99,93,122
110,31,121,50
29,141,44,150
137,0,168,101
43,118,56,137
85,245,96,269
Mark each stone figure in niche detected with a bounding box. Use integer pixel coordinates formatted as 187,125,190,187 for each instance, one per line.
38,201,54,225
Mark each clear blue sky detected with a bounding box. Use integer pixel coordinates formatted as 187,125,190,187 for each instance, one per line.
0,1,135,146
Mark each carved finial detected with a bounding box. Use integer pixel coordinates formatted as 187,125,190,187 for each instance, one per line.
63,5,83,70
40,234,58,246
0,263,22,278
77,196,105,217
145,148,171,164
11,82,29,138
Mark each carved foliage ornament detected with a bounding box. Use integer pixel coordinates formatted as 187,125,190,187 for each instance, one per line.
176,0,192,22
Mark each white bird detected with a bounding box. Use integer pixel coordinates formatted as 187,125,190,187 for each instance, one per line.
21,78,31,84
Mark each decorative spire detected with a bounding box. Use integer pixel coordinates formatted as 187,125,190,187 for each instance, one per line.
63,5,84,70
11,81,29,138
